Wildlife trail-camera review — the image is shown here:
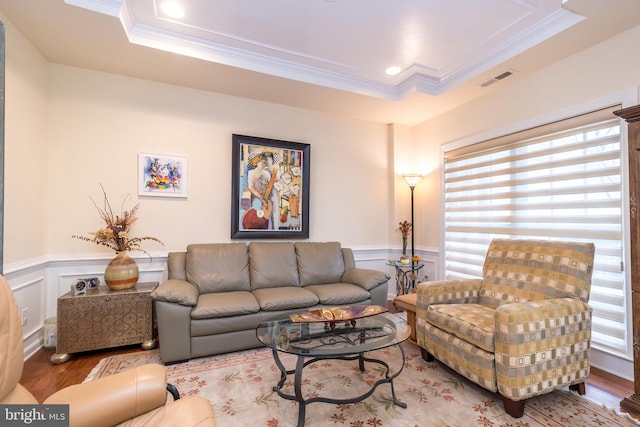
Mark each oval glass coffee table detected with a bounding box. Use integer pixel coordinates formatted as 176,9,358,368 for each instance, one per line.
256,310,411,427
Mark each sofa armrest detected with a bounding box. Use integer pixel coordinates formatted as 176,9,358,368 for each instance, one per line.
494,297,592,400
153,280,197,363
43,364,167,427
155,299,193,364
341,268,390,291
152,279,199,306
416,279,482,308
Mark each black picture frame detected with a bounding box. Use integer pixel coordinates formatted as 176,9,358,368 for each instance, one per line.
231,134,310,239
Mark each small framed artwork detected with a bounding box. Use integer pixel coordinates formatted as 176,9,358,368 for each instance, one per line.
231,134,310,239
138,152,188,197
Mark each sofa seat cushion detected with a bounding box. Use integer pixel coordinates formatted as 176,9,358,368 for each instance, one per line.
191,291,260,319
425,303,496,352
304,283,370,305
252,287,319,311
191,312,264,336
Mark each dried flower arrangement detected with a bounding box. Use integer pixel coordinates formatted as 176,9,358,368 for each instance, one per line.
72,185,163,256
398,220,412,238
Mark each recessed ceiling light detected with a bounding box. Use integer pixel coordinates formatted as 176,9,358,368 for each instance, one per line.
161,1,184,19
385,66,401,76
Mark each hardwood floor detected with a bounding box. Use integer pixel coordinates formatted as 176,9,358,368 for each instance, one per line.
21,345,142,402
586,366,635,412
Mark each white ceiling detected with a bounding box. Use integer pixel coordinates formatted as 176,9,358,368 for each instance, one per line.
71,0,584,100
1,0,639,125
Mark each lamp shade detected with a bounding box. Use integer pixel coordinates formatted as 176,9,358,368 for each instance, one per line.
402,174,423,189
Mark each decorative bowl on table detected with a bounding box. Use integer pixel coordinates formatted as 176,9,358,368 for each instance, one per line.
289,305,388,323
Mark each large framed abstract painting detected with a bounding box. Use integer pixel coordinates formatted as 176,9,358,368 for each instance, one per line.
138,152,188,197
231,134,310,239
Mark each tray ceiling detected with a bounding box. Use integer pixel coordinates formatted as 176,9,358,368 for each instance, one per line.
1,0,639,124
68,0,583,100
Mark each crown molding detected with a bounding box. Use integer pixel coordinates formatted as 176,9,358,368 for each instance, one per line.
66,0,584,100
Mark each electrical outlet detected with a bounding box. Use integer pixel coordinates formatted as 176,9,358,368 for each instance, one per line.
21,307,28,326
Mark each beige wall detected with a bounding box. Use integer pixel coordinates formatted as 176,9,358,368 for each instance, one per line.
390,124,413,244
5,10,640,263
4,8,640,376
413,24,640,252
0,8,405,263
43,66,393,255
3,15,49,264
389,123,440,253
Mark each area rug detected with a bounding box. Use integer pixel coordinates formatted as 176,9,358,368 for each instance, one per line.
87,343,637,427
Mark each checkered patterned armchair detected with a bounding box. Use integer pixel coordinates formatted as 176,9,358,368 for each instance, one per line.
416,239,594,418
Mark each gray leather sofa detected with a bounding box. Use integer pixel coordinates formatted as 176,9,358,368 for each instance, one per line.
152,241,390,364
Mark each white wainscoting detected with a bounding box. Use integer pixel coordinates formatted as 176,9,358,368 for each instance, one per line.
4,253,168,360
4,261,48,360
5,247,630,381
45,255,168,318
6,247,438,361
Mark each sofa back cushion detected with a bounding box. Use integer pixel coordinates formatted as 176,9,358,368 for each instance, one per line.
186,243,250,293
479,239,595,309
295,242,345,286
249,242,300,290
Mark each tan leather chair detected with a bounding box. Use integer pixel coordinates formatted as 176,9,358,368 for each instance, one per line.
0,275,218,427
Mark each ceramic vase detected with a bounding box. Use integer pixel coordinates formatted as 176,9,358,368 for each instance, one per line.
104,252,139,290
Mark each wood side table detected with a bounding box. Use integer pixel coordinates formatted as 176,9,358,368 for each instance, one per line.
393,293,417,346
50,282,158,364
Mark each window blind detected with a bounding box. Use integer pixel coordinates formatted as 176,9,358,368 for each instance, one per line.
442,105,627,356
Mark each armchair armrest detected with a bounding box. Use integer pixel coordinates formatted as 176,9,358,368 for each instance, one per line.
341,268,390,291
152,279,199,306
416,279,483,313
494,297,592,400
43,364,167,427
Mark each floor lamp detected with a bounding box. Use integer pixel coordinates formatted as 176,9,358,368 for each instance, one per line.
402,174,423,260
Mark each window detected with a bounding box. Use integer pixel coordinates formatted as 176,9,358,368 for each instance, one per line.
443,105,627,357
